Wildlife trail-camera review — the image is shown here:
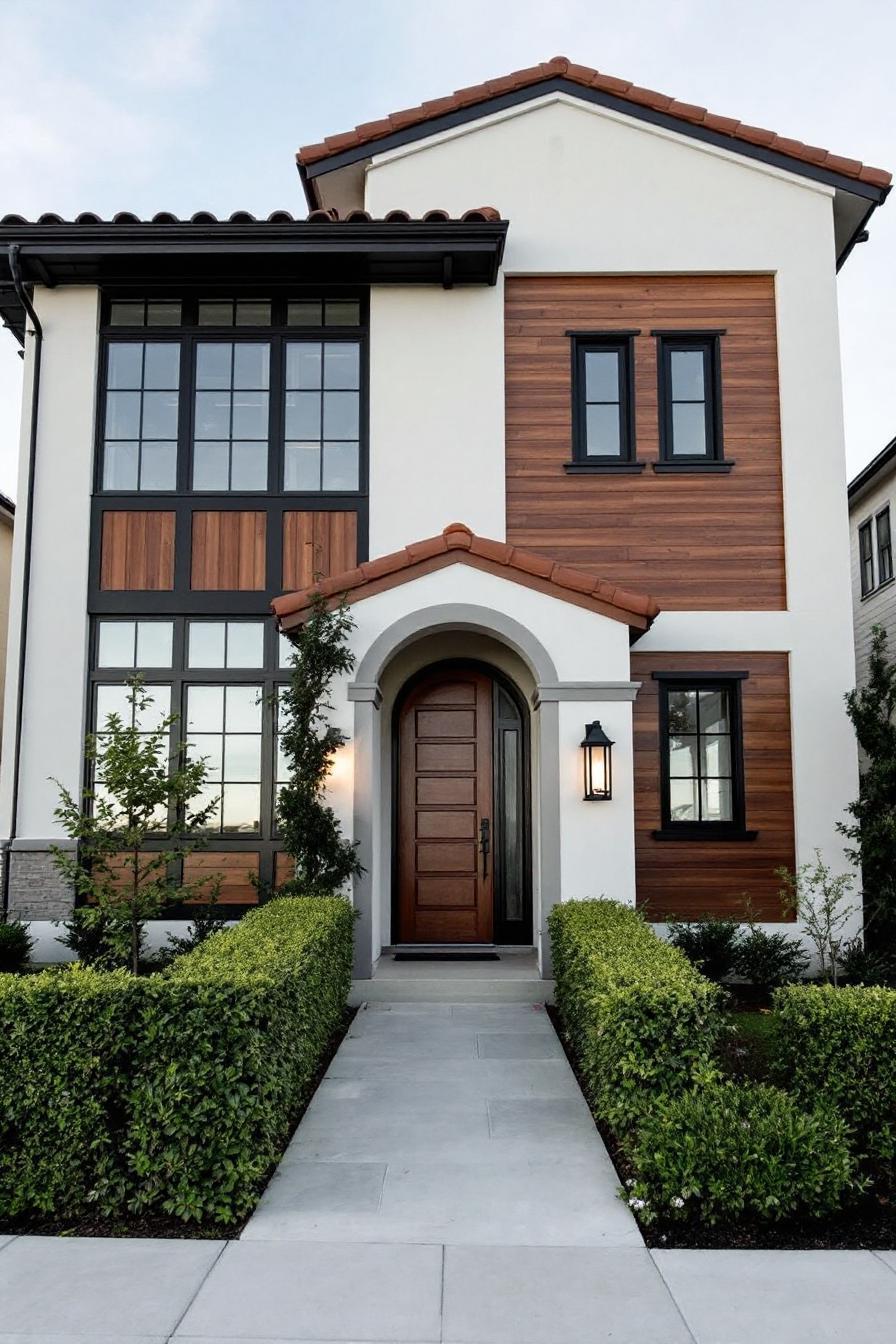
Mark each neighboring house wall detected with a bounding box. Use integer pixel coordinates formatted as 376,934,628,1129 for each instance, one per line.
0,505,14,752
850,466,896,687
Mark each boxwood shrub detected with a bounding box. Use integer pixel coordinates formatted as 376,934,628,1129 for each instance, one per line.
773,983,896,1160
548,899,724,1130
627,1081,855,1225
0,897,354,1224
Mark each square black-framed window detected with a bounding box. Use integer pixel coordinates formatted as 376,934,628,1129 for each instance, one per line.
877,507,893,586
859,519,876,596
653,673,754,840
570,335,636,467
656,333,724,464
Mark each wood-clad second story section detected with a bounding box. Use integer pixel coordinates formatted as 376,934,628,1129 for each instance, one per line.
505,275,787,611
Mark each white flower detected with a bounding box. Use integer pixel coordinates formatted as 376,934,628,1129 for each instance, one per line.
628,1197,646,1211
671,1196,685,1209
625,1178,636,1188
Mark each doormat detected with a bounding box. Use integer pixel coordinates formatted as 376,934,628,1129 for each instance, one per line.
393,952,501,961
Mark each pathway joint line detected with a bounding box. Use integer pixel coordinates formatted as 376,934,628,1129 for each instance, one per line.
164,1237,228,1344
648,1249,704,1344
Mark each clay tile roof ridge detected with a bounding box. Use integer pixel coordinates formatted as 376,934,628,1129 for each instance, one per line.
295,56,891,189
271,524,659,628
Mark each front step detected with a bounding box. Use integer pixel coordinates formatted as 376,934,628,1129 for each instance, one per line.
351,947,552,1004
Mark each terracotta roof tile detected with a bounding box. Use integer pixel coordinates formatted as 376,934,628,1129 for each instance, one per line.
296,55,891,190
272,523,660,632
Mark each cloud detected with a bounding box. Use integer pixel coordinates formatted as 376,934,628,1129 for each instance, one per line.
128,0,229,89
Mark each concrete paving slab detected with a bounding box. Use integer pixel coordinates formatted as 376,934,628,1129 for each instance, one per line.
653,1248,896,1343
0,1236,224,1337
174,1241,442,1341
0,1234,14,1253
0,1336,168,1344
336,1032,478,1060
874,1249,896,1275
443,1246,691,1343
323,1055,580,1097
248,1160,386,1227
476,1031,564,1059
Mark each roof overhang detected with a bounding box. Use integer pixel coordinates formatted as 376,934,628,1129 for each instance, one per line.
0,214,508,343
848,433,896,507
299,73,889,268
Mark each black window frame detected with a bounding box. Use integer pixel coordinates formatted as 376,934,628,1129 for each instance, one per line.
87,613,291,914
859,518,876,597
566,331,643,474
652,671,756,842
654,330,728,472
876,506,893,586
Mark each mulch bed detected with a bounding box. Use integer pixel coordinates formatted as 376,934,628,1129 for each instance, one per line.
0,1005,356,1240
545,1004,896,1250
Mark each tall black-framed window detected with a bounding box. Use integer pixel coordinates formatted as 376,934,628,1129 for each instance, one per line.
655,332,725,468
653,672,754,840
95,294,366,499
877,506,893,585
859,519,876,596
88,613,291,906
567,333,640,473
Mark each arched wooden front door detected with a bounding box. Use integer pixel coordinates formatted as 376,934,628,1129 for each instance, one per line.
395,664,530,945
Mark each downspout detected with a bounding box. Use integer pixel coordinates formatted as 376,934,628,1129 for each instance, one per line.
1,245,43,917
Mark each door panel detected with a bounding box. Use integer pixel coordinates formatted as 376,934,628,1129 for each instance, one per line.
397,670,494,943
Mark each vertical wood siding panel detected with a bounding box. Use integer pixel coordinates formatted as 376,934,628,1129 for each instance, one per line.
191,511,267,590
282,511,358,589
100,511,175,590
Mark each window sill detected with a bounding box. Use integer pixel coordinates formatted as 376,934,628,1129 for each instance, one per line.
652,461,735,474
652,827,758,842
861,575,896,601
563,462,647,475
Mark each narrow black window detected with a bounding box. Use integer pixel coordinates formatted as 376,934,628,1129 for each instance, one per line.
192,342,271,491
859,519,876,596
657,335,723,462
877,507,893,585
102,341,180,490
284,340,361,491
185,683,264,834
571,337,634,463
656,675,749,837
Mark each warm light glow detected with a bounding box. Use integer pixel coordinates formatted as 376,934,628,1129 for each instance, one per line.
327,741,354,785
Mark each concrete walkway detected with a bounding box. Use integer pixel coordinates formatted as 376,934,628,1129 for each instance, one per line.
2,1000,896,1342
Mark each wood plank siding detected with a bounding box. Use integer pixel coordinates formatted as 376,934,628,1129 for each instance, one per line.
631,652,795,920
190,511,267,590
282,511,358,590
100,511,175,591
182,851,260,904
504,275,786,610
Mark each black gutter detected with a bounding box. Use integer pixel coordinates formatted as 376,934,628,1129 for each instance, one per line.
848,432,896,501
2,245,42,918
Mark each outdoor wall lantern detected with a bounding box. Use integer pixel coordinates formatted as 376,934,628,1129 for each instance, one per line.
581,721,614,801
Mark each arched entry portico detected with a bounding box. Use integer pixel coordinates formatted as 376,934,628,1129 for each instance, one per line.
348,603,562,979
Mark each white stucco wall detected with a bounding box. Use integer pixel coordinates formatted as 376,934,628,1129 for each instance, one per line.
849,469,896,688
361,94,860,936
368,284,506,554
0,286,98,842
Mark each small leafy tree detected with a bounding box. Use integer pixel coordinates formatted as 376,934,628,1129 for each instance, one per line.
52,677,216,973
842,623,896,950
776,851,857,985
277,594,362,897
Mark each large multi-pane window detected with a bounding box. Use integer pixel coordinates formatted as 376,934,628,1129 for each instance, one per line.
284,341,361,491
657,676,747,835
97,296,364,496
90,616,289,854
103,342,180,490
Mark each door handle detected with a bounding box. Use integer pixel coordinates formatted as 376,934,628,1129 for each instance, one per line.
479,817,490,879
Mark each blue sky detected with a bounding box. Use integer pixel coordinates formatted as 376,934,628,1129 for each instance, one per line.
1,0,894,497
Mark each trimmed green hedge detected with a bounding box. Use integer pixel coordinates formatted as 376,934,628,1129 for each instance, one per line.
0,897,354,1223
774,983,896,1161
627,1081,854,1225
548,899,723,1129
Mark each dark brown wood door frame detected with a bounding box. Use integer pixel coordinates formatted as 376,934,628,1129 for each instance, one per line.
393,660,532,946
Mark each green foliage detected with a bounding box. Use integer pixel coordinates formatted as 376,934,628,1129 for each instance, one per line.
277,596,362,898
837,936,896,987
842,624,896,949
777,852,857,985
0,897,354,1224
773,983,896,1160
548,899,724,1130
52,676,215,973
733,926,809,993
666,914,741,982
153,878,230,968
0,919,33,972
57,905,137,970
626,1081,854,1226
